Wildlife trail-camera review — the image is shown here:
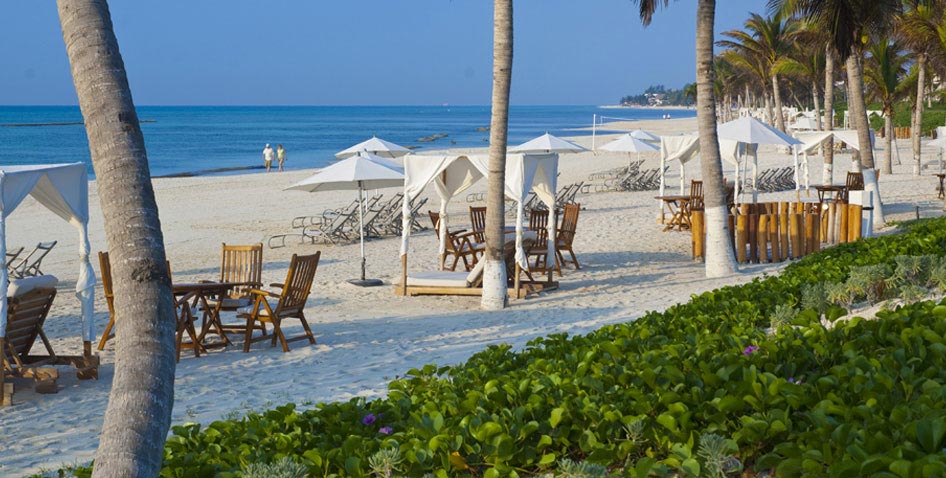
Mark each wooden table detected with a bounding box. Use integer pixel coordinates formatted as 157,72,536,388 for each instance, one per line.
172,281,249,360
936,173,945,199
814,185,846,203
655,195,691,231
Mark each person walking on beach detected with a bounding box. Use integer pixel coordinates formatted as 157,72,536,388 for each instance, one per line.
262,143,275,172
276,144,286,172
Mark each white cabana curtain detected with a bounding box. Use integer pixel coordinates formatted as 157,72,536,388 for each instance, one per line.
0,163,96,342
659,136,745,212
400,153,558,272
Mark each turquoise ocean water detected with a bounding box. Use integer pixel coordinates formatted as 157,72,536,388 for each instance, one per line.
0,106,693,178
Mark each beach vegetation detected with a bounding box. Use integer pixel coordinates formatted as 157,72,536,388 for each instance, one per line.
50,217,946,478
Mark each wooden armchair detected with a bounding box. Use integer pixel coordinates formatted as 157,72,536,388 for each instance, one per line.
429,211,479,271
209,243,265,337
688,180,704,212
238,252,320,353
556,203,581,271
840,171,864,203
97,251,174,351
525,209,560,276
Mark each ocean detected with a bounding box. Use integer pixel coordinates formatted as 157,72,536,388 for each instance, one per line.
0,106,693,178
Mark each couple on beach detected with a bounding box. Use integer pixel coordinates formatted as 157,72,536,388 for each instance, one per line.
262,143,286,172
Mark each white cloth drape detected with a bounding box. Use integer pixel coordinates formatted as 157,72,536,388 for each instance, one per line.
0,163,95,341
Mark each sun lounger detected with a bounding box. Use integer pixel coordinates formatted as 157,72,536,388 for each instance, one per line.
8,241,56,279
5,246,24,270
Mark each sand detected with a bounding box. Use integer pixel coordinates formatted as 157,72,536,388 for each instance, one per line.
1,116,944,476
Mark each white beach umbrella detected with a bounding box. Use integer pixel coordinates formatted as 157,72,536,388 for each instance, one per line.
718,116,802,202
286,153,404,286
629,129,660,142
510,132,588,154
335,136,411,159
599,133,659,167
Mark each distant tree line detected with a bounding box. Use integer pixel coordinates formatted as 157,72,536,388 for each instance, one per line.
619,84,696,106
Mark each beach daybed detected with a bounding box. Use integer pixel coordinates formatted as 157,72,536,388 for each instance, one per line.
396,241,539,298
0,164,98,405
397,153,560,297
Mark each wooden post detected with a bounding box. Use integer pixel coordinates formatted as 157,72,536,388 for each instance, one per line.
769,211,780,262
748,214,759,263
736,214,748,263
789,214,801,259
804,214,816,254
812,213,821,252
849,204,863,240
401,254,408,296
839,204,849,243
691,210,705,261
758,215,769,263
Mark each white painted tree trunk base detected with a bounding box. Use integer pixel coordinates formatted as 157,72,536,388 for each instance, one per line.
862,169,885,228
704,205,738,278
480,260,508,310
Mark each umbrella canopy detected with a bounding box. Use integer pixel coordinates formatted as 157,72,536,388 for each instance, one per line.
629,129,660,142
509,132,588,154
335,136,411,159
287,153,404,192
599,133,660,153
718,116,803,147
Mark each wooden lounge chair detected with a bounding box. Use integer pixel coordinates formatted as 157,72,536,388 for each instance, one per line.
396,240,541,298
429,211,479,271
2,282,59,396
555,203,581,271
9,241,57,279
238,252,320,352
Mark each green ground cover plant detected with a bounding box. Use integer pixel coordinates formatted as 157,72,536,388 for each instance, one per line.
61,218,946,478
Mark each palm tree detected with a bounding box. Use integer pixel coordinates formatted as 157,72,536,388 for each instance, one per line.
481,0,513,310
898,1,944,175
864,38,908,174
56,0,177,476
864,38,909,175
719,12,800,131
773,0,902,228
720,48,773,123
638,0,738,277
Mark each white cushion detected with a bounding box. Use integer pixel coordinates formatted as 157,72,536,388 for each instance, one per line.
406,271,470,288
206,297,253,309
465,259,486,285
8,274,58,298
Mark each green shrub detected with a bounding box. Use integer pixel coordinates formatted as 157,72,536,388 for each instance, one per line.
242,457,308,478
64,218,946,478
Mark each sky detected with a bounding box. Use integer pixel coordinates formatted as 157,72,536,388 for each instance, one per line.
0,1,768,106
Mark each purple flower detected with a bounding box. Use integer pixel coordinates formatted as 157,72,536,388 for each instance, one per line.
743,345,759,356
362,413,377,426
787,377,803,384
379,426,393,435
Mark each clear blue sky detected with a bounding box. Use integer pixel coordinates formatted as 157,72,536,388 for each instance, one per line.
0,1,767,106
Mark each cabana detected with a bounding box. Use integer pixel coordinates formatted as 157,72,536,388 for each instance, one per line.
657,134,744,215
0,163,98,403
792,129,876,187
398,153,558,296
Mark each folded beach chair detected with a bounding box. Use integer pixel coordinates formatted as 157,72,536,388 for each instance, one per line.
9,241,56,279
5,246,24,271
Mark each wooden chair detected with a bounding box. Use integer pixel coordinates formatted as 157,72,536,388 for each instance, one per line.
238,252,321,353
469,206,487,244
209,243,266,338
526,209,560,275
688,180,704,212
429,211,479,271
556,203,581,271
97,252,173,351
5,246,24,270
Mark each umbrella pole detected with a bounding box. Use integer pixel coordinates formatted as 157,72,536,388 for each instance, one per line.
349,182,383,287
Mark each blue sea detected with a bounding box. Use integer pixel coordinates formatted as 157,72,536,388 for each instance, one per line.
0,106,693,178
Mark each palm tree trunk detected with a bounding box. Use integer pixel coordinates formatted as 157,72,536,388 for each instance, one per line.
772,74,786,132
481,0,512,310
812,81,822,131
696,0,737,278
846,54,885,227
764,90,774,125
823,44,835,184
883,105,893,175
913,54,926,176
56,0,176,476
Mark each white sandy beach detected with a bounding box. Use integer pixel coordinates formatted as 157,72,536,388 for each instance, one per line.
2,116,945,476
